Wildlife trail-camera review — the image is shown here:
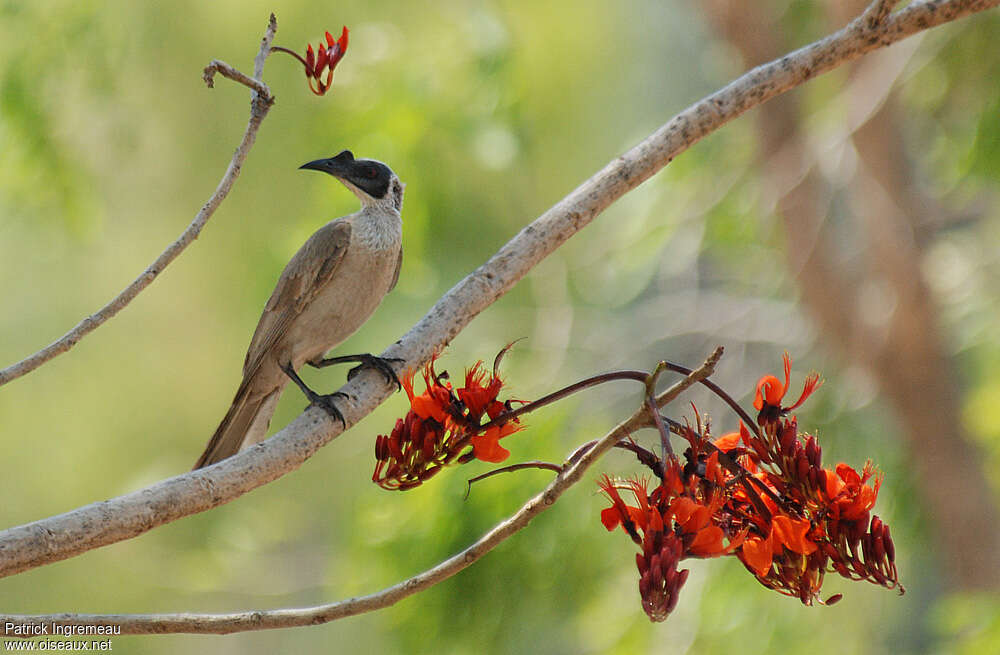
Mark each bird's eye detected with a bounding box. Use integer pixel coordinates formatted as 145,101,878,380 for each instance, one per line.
366,167,377,178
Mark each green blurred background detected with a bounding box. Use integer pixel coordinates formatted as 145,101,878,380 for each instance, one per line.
2,0,999,652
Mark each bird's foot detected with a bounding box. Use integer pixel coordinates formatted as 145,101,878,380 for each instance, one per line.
280,362,350,428
308,392,348,429
309,353,404,390
347,355,404,390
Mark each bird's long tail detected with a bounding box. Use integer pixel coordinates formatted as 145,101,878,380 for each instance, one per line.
193,374,283,469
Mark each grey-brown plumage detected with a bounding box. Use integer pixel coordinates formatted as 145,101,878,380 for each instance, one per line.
194,151,404,469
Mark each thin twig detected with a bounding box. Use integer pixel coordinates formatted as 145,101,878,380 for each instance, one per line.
0,350,721,635
202,60,273,101
0,15,278,388
640,360,762,440
254,14,277,81
0,0,994,584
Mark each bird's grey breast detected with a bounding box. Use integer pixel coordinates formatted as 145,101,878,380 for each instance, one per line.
353,205,402,252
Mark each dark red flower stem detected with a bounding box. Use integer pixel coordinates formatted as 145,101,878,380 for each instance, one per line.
647,394,674,461
442,370,648,465
616,438,664,474
645,361,675,462
660,362,763,441
269,45,310,68
476,369,650,434
465,461,563,498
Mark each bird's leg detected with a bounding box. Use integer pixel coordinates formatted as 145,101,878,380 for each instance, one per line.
280,362,347,428
308,353,403,390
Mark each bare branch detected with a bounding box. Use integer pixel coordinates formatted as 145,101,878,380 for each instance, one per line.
202,60,273,100
0,0,994,582
254,13,278,80
0,350,721,635
0,16,277,388
860,0,899,28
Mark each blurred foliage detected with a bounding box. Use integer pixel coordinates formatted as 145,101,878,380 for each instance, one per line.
1,1,998,653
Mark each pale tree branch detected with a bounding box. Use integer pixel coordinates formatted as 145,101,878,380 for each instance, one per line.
0,351,721,635
0,0,994,602
202,60,272,99
860,0,900,28
0,14,278,388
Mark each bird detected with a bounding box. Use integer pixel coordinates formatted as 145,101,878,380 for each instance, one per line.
193,150,404,469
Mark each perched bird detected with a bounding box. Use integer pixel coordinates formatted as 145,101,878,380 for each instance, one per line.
193,150,404,469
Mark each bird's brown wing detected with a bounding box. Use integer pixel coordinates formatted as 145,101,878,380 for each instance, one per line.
243,219,352,379
388,247,402,293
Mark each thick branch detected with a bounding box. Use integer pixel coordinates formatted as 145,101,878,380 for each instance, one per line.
0,351,720,635
0,0,994,581
860,0,899,28
0,15,277,388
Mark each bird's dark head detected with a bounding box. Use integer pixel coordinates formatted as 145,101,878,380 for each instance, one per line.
300,150,403,211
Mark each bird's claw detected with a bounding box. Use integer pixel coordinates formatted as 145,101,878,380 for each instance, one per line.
308,392,348,428
347,355,404,390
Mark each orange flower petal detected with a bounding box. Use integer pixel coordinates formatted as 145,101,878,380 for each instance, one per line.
410,394,447,423
772,515,817,555
823,468,846,499
742,535,773,577
470,427,510,463
704,451,726,486
754,375,784,410
670,497,698,526
836,462,861,486
689,526,726,556
713,431,741,452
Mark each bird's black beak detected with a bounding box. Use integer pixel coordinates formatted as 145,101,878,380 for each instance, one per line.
299,149,354,177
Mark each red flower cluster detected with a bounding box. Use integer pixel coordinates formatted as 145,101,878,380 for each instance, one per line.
304,27,349,96
599,457,745,621
600,354,902,622
373,351,522,490
273,27,349,96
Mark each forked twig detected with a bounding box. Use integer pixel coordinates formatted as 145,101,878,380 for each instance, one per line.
0,14,278,388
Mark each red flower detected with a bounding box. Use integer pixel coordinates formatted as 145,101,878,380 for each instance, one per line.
305,27,349,95
598,476,643,541
598,465,747,620
599,353,901,618
823,462,881,518
753,352,822,424
403,359,452,425
457,363,504,416
272,26,349,96
373,350,522,490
